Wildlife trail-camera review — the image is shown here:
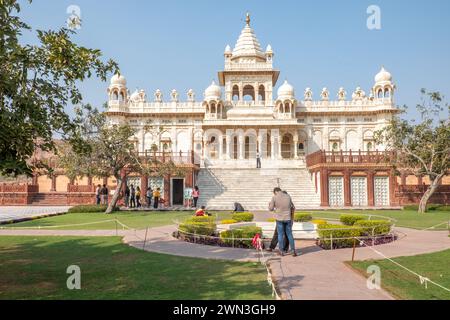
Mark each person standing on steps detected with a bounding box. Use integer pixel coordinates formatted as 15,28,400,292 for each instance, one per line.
136,186,141,208
124,185,130,208
268,187,297,257
129,184,136,208
192,186,200,208
153,188,161,209
256,150,261,168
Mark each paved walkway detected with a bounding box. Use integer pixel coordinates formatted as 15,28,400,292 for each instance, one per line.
269,227,450,300
0,224,448,300
0,206,71,223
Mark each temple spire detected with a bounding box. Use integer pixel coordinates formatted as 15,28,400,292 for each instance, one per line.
246,12,250,26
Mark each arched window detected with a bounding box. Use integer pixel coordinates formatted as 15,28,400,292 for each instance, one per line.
384,88,390,98
243,85,255,102
113,91,119,100
332,142,339,151
284,102,290,114
367,142,373,151
298,143,304,151
210,103,216,114
377,89,383,98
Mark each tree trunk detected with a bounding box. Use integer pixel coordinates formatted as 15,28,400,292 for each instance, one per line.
106,177,123,214
418,174,443,213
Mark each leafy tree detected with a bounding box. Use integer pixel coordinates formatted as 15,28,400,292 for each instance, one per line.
0,0,118,176
375,90,450,213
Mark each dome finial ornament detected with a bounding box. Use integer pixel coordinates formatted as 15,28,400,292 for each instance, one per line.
246,12,250,26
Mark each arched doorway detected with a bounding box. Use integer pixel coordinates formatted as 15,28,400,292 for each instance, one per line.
281,133,293,159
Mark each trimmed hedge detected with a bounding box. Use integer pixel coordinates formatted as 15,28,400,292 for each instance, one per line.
220,219,237,225
340,214,366,226
68,205,119,213
294,213,313,222
403,204,450,211
354,220,392,236
220,226,262,247
317,223,362,249
267,218,276,222
179,216,216,236
231,212,254,222
179,221,216,236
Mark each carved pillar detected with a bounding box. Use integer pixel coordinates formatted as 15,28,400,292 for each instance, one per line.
293,132,299,159
50,175,57,192
270,135,276,160
344,169,352,207
367,170,375,207
257,132,264,158
238,135,244,160
225,134,231,160
320,168,329,207
219,135,224,160
278,135,282,159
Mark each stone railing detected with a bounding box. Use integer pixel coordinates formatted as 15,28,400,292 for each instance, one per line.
0,183,39,193
139,151,197,165
306,150,395,167
224,62,274,71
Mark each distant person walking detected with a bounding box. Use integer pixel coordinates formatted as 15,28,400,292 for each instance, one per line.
124,185,130,208
101,184,109,205
268,187,297,256
153,188,161,209
146,187,153,207
136,186,141,208
256,151,261,168
192,186,200,208
95,184,101,205
129,185,136,208
233,202,245,212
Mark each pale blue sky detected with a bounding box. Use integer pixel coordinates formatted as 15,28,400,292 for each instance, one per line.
18,0,450,120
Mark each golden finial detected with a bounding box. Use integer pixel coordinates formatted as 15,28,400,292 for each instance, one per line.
246,12,250,26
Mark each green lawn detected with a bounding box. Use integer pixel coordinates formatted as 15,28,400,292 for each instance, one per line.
349,249,450,300
6,211,233,230
300,210,449,230
0,236,272,300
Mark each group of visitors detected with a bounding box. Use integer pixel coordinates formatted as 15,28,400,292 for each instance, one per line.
95,184,109,205
124,185,161,209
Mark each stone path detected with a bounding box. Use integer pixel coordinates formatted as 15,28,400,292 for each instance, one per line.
269,227,450,300
0,223,448,300
0,206,71,223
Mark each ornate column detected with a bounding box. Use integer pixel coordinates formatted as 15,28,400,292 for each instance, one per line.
367,170,375,207
238,135,244,160
344,169,352,207
278,134,282,159
293,131,299,159
270,134,276,160
219,135,224,160
225,134,231,160
320,168,329,207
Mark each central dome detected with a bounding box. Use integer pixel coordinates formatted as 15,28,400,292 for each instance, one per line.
110,73,127,86
375,67,392,83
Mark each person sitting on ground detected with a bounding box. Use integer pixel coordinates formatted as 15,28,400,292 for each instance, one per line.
195,206,211,216
233,202,245,212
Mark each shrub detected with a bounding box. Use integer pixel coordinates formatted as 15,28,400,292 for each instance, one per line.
340,214,366,226
190,215,215,223
267,218,276,222
220,219,237,225
179,221,216,236
294,213,312,222
311,219,327,225
354,220,392,236
231,212,254,222
220,226,262,247
68,205,119,213
317,223,362,249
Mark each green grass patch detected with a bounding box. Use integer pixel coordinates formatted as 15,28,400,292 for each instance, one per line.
349,249,450,300
0,236,272,300
7,211,234,230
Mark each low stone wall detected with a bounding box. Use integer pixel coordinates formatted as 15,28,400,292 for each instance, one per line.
395,185,450,205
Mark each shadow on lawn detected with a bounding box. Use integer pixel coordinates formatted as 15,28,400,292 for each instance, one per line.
0,236,273,300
